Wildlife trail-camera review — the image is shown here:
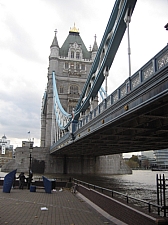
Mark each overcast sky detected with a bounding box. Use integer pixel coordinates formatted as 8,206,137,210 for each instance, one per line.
0,0,167,157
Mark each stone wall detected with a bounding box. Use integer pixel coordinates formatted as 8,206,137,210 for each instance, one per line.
1,147,131,175
0,149,13,168
95,154,132,175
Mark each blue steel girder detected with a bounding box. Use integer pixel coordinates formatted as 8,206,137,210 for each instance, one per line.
99,86,106,100
52,72,72,130
52,72,105,130
74,0,137,120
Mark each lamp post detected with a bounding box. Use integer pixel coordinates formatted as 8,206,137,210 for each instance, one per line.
28,142,33,189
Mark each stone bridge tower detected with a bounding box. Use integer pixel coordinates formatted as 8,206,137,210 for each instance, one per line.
41,25,98,147
39,25,131,175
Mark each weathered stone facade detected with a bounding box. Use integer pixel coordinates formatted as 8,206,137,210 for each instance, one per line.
41,26,98,147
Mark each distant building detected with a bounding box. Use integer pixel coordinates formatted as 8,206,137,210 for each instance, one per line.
141,150,156,168
0,135,13,155
22,141,34,148
141,149,168,169
0,135,13,167
153,149,168,169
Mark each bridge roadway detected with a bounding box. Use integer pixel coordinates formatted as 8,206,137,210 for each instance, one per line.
50,45,168,156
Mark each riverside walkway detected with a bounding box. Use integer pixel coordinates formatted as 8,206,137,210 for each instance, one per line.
0,187,124,225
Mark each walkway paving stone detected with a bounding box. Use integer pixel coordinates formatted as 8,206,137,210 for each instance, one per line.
0,187,119,225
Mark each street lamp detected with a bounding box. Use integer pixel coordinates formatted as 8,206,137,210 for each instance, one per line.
28,142,33,189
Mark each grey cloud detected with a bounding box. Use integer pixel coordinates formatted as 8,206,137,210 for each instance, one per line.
0,87,41,140
1,15,44,63
42,0,98,27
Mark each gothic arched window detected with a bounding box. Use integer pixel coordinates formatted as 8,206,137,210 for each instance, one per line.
70,85,78,94
60,86,63,93
71,51,74,58
65,62,69,69
81,64,85,70
76,52,80,59
76,63,80,71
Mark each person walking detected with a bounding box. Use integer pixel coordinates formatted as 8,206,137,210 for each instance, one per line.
27,170,33,189
17,172,26,189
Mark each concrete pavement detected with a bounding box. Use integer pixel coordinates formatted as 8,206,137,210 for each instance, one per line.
0,187,123,225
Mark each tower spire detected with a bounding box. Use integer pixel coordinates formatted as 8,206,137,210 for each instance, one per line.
51,29,59,48
54,29,57,36
92,34,98,52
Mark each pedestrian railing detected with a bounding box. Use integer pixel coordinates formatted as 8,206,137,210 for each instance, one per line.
73,178,165,217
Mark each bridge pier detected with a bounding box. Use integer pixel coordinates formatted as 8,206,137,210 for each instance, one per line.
1,147,131,175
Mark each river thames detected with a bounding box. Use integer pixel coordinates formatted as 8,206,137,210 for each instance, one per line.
71,170,168,204
65,170,168,207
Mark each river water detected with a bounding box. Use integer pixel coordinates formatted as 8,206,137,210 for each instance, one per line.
1,169,168,205
71,170,168,203
67,169,168,209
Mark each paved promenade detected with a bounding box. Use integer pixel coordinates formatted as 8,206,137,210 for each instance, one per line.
0,187,124,225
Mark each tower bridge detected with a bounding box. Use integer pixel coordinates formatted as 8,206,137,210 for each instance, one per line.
33,0,167,176
41,0,168,158
50,44,168,156
3,0,168,175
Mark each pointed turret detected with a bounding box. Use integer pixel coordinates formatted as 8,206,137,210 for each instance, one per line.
92,34,98,60
59,24,91,59
50,30,59,58
51,29,59,47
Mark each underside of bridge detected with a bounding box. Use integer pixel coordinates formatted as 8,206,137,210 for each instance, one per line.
51,90,168,156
